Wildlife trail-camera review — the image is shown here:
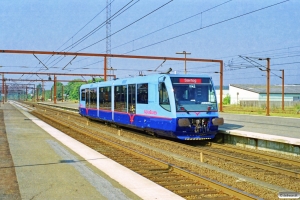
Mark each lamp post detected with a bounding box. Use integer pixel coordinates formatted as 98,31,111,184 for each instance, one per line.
176,51,191,74
259,58,270,116
54,75,57,104
280,69,284,111
1,73,4,104
214,61,224,112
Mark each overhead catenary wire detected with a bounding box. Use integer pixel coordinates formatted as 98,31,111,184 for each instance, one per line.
64,0,229,71
123,0,290,55
40,1,115,69
108,0,233,52
40,0,292,75
57,0,116,52
77,0,174,52
44,0,139,69
61,0,138,52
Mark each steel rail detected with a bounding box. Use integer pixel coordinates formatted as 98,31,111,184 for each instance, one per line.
199,147,300,179
211,143,300,167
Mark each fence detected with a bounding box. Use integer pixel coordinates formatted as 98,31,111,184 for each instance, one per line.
239,100,300,108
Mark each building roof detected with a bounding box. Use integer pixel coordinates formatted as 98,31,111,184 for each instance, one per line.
230,84,300,94
214,85,229,90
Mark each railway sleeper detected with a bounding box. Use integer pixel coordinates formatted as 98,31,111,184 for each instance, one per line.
112,157,142,162
171,185,208,191
125,167,159,172
179,190,220,197
159,181,197,186
123,162,160,167
201,197,234,200
133,168,170,174
137,171,176,176
264,172,279,175
150,177,186,182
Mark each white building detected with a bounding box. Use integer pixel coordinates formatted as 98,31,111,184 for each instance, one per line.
229,84,300,105
214,86,229,104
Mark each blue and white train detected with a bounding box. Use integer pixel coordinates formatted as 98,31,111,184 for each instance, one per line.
79,74,224,140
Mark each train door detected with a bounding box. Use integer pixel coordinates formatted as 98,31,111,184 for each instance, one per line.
89,88,97,117
114,85,127,112
80,88,86,107
85,88,90,108
113,85,128,123
79,88,86,115
159,82,171,112
128,84,136,114
99,86,112,120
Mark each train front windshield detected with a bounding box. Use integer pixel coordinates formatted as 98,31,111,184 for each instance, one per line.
171,77,218,112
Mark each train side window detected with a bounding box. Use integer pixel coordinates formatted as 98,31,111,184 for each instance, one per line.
86,88,90,107
159,82,171,112
137,83,148,104
114,85,127,112
99,86,111,110
81,89,86,101
128,84,136,113
89,88,97,108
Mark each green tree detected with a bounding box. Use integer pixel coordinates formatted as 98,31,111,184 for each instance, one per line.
223,94,231,105
87,77,103,83
65,79,86,101
44,89,51,100
51,82,64,100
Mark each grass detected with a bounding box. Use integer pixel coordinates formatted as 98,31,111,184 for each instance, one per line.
222,104,300,118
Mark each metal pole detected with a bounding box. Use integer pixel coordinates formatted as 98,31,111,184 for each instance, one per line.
62,85,64,102
36,87,39,102
266,58,270,116
33,84,35,102
5,84,8,102
220,61,223,112
176,51,191,74
2,73,4,104
104,56,107,81
54,75,57,104
184,53,187,74
42,80,44,102
281,69,284,111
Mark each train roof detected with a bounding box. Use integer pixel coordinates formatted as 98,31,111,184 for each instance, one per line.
80,73,212,88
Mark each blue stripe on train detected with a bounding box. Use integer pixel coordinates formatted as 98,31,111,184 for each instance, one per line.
80,108,217,140
113,112,176,131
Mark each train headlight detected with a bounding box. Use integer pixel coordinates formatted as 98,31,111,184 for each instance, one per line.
212,118,224,126
178,118,190,127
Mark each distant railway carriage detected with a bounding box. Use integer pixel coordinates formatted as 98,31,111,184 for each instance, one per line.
79,74,224,140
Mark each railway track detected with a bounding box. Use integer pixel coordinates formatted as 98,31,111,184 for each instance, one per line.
26,104,255,200
206,143,300,175
17,101,300,199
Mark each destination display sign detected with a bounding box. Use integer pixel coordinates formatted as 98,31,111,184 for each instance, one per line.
179,78,202,83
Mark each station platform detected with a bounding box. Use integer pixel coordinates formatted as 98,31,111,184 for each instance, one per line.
219,112,300,146
0,102,184,200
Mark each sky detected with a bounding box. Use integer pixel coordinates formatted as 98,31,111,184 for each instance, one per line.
0,0,300,90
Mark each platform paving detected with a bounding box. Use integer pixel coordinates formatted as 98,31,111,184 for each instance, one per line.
219,112,300,139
